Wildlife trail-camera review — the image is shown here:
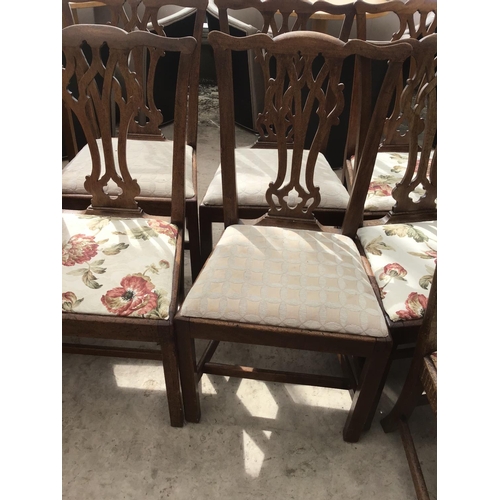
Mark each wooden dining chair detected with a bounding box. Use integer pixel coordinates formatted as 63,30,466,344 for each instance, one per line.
340,33,437,423
62,0,208,280
354,0,437,42
381,269,437,500
342,0,437,220
206,0,356,129
176,29,414,442
199,0,358,263
62,23,197,427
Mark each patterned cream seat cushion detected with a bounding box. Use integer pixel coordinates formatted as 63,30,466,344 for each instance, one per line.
62,137,195,199
202,148,350,209
62,212,178,319
356,221,437,323
364,152,432,212
180,225,388,337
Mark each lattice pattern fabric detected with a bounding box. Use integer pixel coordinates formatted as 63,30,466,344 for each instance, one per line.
62,213,178,319
62,138,195,199
202,149,350,208
356,221,437,322
180,225,388,337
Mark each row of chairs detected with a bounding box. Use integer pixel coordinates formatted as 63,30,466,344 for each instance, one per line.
62,0,437,447
62,0,437,279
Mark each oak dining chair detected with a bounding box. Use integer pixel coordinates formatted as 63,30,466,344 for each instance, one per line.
62,23,196,426
62,0,208,280
199,0,359,263
176,28,413,442
341,33,437,423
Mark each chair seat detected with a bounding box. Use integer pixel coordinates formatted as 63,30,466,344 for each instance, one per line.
62,137,195,199
202,148,350,208
180,225,388,337
356,221,437,322
62,212,178,319
363,152,432,212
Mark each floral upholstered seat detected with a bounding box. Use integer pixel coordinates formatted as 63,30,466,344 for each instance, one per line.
180,224,388,337
363,152,433,212
356,221,437,322
62,213,178,319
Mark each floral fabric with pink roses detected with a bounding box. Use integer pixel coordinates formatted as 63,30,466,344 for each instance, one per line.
62,213,178,319
356,221,437,322
359,152,433,212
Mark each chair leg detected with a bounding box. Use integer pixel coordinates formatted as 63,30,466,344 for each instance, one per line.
381,358,424,433
186,200,202,281
343,340,392,443
159,333,184,428
361,342,398,431
199,206,214,266
399,417,431,500
177,329,201,423
358,336,409,432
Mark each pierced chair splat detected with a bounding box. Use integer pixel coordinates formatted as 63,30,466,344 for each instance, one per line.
62,0,208,281
199,0,358,264
176,29,414,442
354,0,437,42
343,0,437,220
62,23,197,427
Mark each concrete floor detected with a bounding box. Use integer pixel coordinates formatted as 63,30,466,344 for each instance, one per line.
62,83,437,500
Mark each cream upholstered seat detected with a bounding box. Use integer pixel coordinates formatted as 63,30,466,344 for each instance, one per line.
181,225,387,336
202,149,350,209
356,221,437,322
62,138,195,199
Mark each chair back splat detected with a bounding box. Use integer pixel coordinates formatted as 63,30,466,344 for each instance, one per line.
62,0,208,280
176,29,414,443
216,0,356,39
208,0,356,133
198,0,358,262
62,24,191,220
62,23,197,427
343,34,437,235
354,0,437,42
342,0,437,220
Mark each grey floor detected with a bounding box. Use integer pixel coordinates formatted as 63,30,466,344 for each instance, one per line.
62,83,437,500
